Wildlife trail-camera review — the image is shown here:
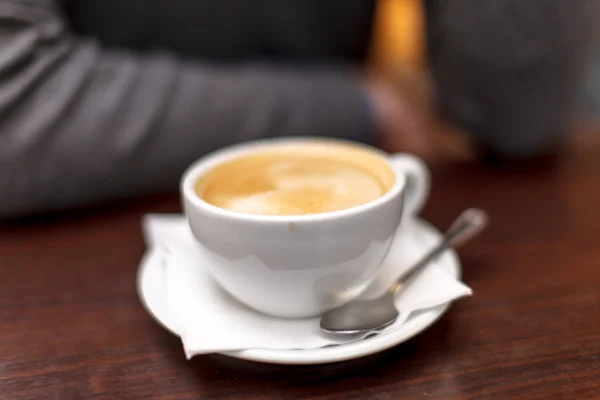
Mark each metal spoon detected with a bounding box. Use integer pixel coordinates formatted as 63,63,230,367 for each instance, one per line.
320,208,489,335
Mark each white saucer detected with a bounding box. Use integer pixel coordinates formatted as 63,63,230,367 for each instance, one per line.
137,218,461,365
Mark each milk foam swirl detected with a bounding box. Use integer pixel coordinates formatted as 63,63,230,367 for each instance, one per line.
197,144,395,216
223,162,383,215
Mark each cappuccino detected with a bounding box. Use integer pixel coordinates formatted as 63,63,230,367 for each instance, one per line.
195,141,395,216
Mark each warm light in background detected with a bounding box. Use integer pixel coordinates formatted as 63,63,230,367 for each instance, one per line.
370,0,425,74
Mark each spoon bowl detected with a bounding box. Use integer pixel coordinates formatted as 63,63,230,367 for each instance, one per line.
320,292,398,334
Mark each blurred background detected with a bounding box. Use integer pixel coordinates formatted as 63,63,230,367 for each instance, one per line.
372,0,600,123
1,0,598,219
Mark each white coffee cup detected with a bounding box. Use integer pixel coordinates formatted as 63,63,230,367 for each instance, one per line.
181,138,430,318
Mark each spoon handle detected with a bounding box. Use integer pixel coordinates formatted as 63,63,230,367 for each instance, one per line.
390,208,489,293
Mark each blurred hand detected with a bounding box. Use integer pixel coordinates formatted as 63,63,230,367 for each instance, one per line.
363,75,437,161
363,73,477,164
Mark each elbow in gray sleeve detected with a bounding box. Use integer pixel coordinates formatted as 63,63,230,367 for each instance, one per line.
441,87,576,158
474,122,567,158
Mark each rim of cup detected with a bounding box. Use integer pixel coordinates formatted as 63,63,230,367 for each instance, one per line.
180,137,406,224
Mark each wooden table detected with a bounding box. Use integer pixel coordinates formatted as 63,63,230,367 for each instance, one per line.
1,132,599,400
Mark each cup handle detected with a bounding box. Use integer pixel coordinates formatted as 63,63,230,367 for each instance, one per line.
387,153,430,217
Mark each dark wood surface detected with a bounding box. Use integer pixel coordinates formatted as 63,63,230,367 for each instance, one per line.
1,132,600,400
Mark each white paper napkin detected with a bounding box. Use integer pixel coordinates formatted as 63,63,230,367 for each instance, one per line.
142,214,473,358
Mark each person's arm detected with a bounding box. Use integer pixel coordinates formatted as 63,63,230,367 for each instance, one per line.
0,0,375,218
425,0,598,157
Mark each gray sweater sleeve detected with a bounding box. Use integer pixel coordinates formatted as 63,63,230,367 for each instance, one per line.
0,0,374,218
426,0,597,157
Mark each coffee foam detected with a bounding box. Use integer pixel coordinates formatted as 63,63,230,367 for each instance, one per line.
195,142,395,216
